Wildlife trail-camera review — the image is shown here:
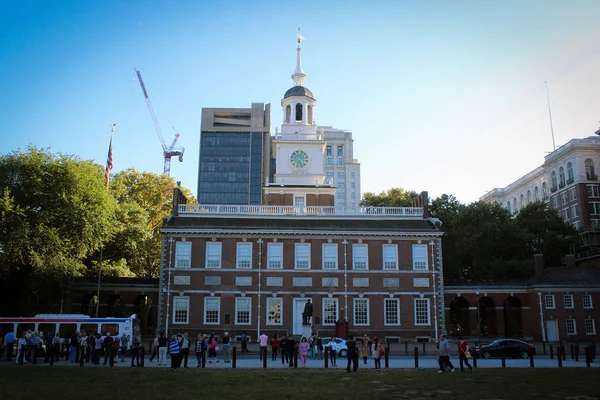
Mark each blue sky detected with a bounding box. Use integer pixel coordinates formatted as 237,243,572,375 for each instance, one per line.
1,0,600,204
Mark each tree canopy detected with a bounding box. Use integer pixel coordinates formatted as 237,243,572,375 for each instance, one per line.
360,188,418,207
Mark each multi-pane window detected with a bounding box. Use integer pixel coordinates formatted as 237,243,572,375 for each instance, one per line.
560,192,568,205
326,171,334,182
590,202,600,215
593,220,600,229
566,319,577,335
382,244,398,270
235,298,251,325
588,184,600,197
295,243,310,269
338,157,343,165
384,298,400,326
586,159,596,180
322,244,338,270
571,205,579,218
545,294,555,309
267,243,283,269
323,298,339,325
327,156,332,165
412,244,428,270
294,196,305,207
351,172,355,180
414,298,431,325
266,298,282,325
569,188,577,201
175,242,192,268
337,146,343,157
561,208,569,221
535,186,540,201
338,182,345,189
326,145,332,156
353,299,369,326
552,196,559,208
583,294,593,309
585,319,596,335
173,296,189,324
204,297,220,324
573,221,580,230
352,243,368,270
337,171,345,182
236,242,252,269
206,242,222,268
564,295,574,309
351,182,355,189
337,192,345,200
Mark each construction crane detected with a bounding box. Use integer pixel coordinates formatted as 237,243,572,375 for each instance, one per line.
134,68,184,176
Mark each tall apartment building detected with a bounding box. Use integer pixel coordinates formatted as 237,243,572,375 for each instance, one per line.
197,103,271,205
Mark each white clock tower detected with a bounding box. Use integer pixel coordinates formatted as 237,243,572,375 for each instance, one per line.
264,31,336,207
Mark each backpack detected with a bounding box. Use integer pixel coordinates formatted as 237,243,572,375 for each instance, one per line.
379,346,385,357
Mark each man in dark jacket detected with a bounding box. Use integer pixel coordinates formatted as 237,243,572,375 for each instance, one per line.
284,335,296,368
346,337,358,373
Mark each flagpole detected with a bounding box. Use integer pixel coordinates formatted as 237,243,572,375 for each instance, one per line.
96,124,116,317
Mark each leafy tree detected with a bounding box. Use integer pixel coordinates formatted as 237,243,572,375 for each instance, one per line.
430,193,463,225
360,188,418,207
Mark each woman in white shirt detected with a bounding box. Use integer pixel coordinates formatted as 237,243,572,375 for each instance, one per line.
16,334,27,365
328,337,338,366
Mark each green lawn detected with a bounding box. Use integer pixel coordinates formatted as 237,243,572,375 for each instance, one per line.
0,367,599,400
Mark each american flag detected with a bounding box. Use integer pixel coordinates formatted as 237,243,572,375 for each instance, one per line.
104,137,113,189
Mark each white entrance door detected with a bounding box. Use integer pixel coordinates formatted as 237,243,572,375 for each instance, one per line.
546,320,559,342
293,298,310,335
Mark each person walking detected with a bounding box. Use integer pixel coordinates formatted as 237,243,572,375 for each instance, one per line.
316,336,323,360
169,335,180,372
130,329,141,367
284,334,296,368
279,335,288,365
222,332,231,363
360,333,371,364
372,337,382,371
437,333,455,373
458,337,473,372
327,337,338,366
157,332,168,366
149,333,159,363
298,337,309,367
346,336,358,373
241,331,249,353
102,332,115,367
259,332,268,361
207,333,218,363
271,334,279,361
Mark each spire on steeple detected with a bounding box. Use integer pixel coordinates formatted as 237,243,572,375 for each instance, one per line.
292,28,306,87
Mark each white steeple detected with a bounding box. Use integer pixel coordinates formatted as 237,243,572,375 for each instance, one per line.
292,29,306,86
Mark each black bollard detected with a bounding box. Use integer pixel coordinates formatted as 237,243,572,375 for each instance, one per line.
575,344,579,362
405,341,408,355
80,348,84,366
549,344,554,359
281,344,285,365
202,349,206,368
422,341,426,355
585,346,591,367
140,346,145,367
570,344,575,360
542,341,547,355
473,352,477,369
414,346,419,369
557,347,563,368
232,346,236,368
501,348,506,368
324,347,329,368
384,346,389,369
562,345,566,361
529,348,534,368
293,346,298,368
263,347,267,369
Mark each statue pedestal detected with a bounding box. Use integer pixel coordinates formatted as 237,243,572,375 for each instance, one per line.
301,324,312,340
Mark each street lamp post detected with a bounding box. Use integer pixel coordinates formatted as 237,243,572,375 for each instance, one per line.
342,239,348,317
165,237,174,335
476,288,481,340
257,238,263,340
429,241,438,338
537,292,546,342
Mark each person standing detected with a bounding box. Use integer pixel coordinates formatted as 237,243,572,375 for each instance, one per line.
149,333,159,363
169,335,180,372
130,329,141,367
120,332,129,362
298,337,309,368
271,334,279,361
69,331,79,363
259,332,268,361
458,337,473,372
437,333,455,373
94,333,103,365
284,334,296,368
3,327,15,361
103,332,115,367
279,335,288,365
360,333,371,364
327,337,338,366
207,333,218,363
346,336,358,373
180,332,191,367
371,337,382,371
16,333,27,365
241,331,249,353
194,333,206,367
316,336,323,360
222,332,231,363
157,332,168,366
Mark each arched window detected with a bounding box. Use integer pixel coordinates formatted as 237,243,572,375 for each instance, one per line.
551,171,557,190
542,182,548,199
585,158,596,180
307,105,313,124
527,190,532,204
559,167,565,187
534,186,540,201
513,198,518,214
507,202,512,214
285,105,291,123
567,162,574,183
295,103,303,121
520,194,524,209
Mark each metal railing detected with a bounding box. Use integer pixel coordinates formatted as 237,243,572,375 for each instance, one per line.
178,204,424,217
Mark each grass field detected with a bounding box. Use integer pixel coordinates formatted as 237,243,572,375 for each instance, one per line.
0,367,599,400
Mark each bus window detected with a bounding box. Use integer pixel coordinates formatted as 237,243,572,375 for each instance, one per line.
101,324,118,336
80,324,98,336
58,323,77,339
38,323,56,336
17,323,34,337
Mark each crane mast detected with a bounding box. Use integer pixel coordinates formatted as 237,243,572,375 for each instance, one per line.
134,68,184,175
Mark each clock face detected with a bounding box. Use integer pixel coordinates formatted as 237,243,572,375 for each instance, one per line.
290,150,309,168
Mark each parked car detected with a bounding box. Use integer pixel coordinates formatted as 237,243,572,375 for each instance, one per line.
321,337,348,357
470,339,536,359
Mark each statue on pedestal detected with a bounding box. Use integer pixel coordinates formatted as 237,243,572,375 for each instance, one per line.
302,299,313,325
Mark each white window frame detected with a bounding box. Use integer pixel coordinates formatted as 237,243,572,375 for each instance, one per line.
267,242,283,269
585,319,596,335
322,298,339,326
563,294,574,309
582,294,593,309
382,244,398,270
569,188,577,201
384,298,400,326
205,242,222,269
545,294,555,309
566,318,577,335
266,297,283,325
175,241,192,268
322,243,338,270
353,298,370,326
204,297,220,325
236,242,252,269
412,244,428,270
352,243,368,270
235,297,252,325
172,296,189,324
294,195,306,208
571,204,579,218
295,243,311,269
588,184,599,198
414,298,431,326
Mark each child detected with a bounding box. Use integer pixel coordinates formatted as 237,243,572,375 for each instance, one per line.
298,337,309,367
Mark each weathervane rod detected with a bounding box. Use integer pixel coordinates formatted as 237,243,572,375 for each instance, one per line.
545,82,556,151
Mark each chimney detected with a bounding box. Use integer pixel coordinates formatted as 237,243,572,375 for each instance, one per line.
412,191,430,218
172,187,188,216
533,254,545,275
564,254,576,268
